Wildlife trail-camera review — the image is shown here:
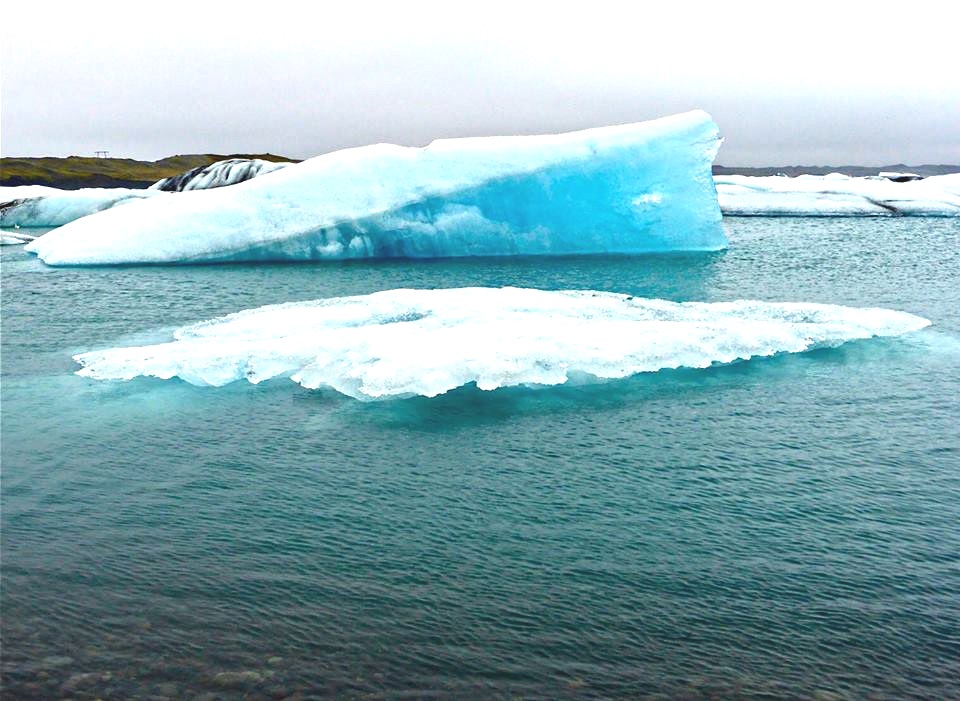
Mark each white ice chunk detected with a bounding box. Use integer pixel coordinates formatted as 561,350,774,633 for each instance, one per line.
27,111,724,265
1,187,165,228
878,172,923,182
0,230,37,245
715,173,960,216
73,287,930,400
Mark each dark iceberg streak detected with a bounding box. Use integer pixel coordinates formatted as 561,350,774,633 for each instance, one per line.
151,159,289,192
0,197,32,213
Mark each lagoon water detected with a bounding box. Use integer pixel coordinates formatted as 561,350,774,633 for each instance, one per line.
2,218,959,700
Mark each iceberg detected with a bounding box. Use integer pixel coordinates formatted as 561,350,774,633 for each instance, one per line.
149,158,292,192
27,111,724,265
715,173,960,216
73,287,930,400
1,186,164,228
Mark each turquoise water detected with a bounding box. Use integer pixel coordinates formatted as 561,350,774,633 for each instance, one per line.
2,218,959,700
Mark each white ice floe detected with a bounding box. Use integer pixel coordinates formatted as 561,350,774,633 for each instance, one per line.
877,172,923,182
27,111,724,265
0,187,164,228
73,287,930,400
715,173,960,216
149,158,292,192
0,230,37,245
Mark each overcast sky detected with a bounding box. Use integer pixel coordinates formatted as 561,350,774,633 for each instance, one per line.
3,1,958,166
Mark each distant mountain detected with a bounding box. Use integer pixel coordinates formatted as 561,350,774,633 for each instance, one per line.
0,154,296,189
713,164,960,177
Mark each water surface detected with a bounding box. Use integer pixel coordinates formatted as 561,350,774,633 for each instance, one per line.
2,218,959,700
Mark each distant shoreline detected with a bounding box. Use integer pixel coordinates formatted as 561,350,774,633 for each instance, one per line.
1,154,957,190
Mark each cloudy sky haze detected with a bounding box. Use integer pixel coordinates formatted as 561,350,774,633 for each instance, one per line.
3,0,958,165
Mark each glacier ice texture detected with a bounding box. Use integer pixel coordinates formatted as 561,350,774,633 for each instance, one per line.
149,158,292,192
73,287,930,400
715,173,960,216
26,111,724,265
1,186,164,228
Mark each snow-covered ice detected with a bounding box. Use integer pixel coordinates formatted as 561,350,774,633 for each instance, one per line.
0,185,61,200
73,287,930,400
716,173,960,216
27,111,724,265
150,158,291,192
1,187,164,228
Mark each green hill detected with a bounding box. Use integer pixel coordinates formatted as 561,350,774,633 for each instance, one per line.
0,154,295,189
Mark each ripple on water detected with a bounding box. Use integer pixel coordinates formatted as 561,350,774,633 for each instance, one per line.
2,218,960,699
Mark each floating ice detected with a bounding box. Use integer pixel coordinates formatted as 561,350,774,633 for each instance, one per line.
150,158,292,192
27,111,724,265
0,230,37,245
73,287,930,400
877,172,923,183
1,187,164,228
715,173,960,216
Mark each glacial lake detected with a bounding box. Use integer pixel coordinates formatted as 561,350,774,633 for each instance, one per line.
2,217,959,700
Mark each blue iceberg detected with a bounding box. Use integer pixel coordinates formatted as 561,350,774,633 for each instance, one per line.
26,110,724,265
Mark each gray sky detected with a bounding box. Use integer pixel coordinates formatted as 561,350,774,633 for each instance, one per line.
3,0,958,166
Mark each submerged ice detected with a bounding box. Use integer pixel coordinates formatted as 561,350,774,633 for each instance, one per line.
27,111,724,265
73,287,930,400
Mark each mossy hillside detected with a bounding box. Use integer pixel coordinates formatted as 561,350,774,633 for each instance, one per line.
0,154,295,189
